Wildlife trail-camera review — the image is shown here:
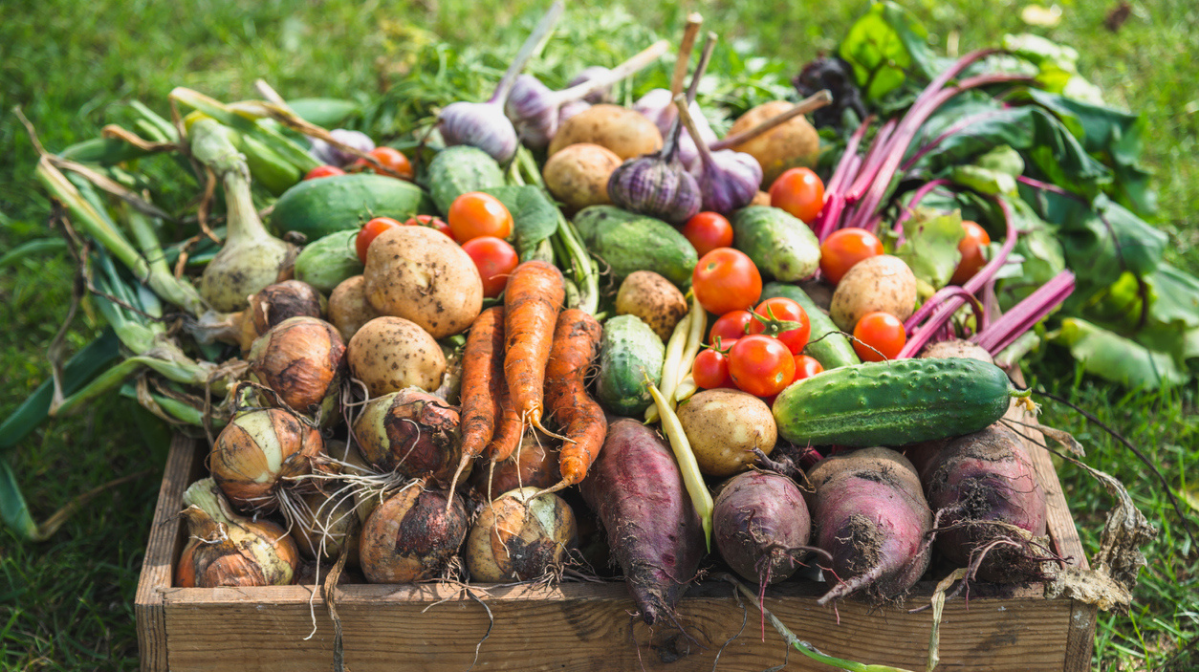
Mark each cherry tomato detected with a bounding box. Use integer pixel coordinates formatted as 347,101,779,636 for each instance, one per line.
461,237,519,298
447,192,513,243
819,228,884,285
950,220,992,286
728,335,796,397
681,212,734,258
356,217,404,263
792,354,824,382
769,167,825,224
692,348,734,390
353,146,413,179
692,248,762,315
852,311,907,362
304,165,345,180
404,214,456,241
709,310,754,345
748,297,811,355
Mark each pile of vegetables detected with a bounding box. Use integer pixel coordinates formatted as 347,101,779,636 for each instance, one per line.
7,0,1185,667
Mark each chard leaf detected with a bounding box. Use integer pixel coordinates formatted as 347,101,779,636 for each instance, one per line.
481,185,559,259
837,2,937,103
949,145,1025,195
1052,318,1187,389
895,208,964,289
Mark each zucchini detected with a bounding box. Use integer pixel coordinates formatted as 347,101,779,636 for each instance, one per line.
772,358,1026,447
761,282,859,370
270,173,434,240
425,146,506,214
596,315,665,416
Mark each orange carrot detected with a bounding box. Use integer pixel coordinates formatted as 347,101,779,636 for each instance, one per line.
486,377,523,464
447,306,505,503
541,308,607,492
502,260,565,435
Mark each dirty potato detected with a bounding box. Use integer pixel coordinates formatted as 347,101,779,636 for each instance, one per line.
677,389,777,477
348,316,446,397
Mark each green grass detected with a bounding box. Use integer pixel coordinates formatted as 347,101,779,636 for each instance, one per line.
0,1,1195,670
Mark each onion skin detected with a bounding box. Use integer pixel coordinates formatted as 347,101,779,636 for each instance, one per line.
353,388,464,485
293,489,362,566
468,429,558,499
359,486,468,583
465,487,577,582
239,280,325,352
248,317,346,419
210,408,324,513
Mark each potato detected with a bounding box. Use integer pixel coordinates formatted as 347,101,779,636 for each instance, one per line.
727,101,819,186
543,143,622,213
615,271,688,341
678,389,776,477
328,275,380,342
348,316,446,397
363,225,482,338
750,190,772,206
548,104,663,160
920,339,994,363
829,255,918,331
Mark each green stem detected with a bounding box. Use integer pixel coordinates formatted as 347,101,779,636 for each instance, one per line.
171,88,319,171
554,215,599,315
190,118,274,249
119,204,206,316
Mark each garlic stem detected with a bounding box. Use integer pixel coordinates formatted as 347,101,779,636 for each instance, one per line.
669,14,704,97
489,0,566,105
674,94,714,167
711,90,834,151
547,40,669,107
662,33,717,161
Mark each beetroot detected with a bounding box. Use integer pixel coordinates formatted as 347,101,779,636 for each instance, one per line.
714,471,812,585
580,419,705,625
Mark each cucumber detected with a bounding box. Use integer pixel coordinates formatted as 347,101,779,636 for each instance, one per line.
773,358,1024,447
574,206,698,289
270,173,433,240
425,146,506,214
294,230,363,294
732,206,820,281
596,315,665,416
761,282,859,370
286,98,361,127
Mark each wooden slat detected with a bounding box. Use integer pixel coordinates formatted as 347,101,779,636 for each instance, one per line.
135,434,200,672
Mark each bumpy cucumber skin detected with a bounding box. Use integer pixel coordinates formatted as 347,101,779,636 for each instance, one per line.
573,206,698,288
294,230,364,294
596,315,666,416
732,206,820,281
271,173,433,240
773,358,1014,447
761,282,859,370
426,146,506,214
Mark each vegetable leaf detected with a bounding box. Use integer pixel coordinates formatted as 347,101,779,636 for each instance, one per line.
1052,317,1186,389
838,1,937,103
482,185,560,259
895,208,965,289
949,145,1024,195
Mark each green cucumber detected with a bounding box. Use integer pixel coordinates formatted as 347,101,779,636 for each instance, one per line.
573,206,698,289
773,358,1026,447
732,206,820,281
596,315,665,417
286,98,361,127
761,282,859,370
271,173,433,240
294,230,363,294
425,146,506,214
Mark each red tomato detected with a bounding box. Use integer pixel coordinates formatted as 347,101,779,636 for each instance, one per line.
692,348,734,390
356,217,404,263
304,165,345,180
748,297,811,355
852,311,907,362
792,354,824,382
769,167,825,224
404,214,456,241
709,310,753,345
461,237,518,298
681,212,734,258
950,220,992,286
447,192,513,243
692,248,762,315
353,146,413,179
728,335,796,397
819,228,884,285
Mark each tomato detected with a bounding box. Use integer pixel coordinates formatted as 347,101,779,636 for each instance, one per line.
353,146,413,180
404,214,456,241
792,354,824,382
447,192,513,243
728,335,796,397
852,311,907,362
950,220,991,286
681,212,734,257
819,228,884,285
748,297,811,355
692,348,734,390
692,248,762,315
709,310,753,346
461,237,519,298
356,217,404,263
304,165,345,180
769,167,825,224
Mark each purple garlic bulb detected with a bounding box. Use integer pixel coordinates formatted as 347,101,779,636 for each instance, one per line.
309,129,375,168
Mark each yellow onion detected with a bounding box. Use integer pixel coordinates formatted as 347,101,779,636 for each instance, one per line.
247,316,346,421
465,487,577,582
175,478,299,587
468,428,558,500
238,280,326,351
293,488,362,566
359,483,468,583
210,407,324,513
353,388,464,486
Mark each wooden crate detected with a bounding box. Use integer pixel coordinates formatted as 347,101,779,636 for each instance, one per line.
136,405,1097,671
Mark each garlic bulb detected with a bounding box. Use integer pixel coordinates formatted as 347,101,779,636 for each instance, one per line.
675,95,762,215
309,129,375,168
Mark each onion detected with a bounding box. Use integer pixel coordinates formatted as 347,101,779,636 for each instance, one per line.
464,486,577,582
352,388,465,486
247,316,346,421
239,280,325,352
293,488,362,566
359,482,469,583
468,428,559,499
209,407,324,514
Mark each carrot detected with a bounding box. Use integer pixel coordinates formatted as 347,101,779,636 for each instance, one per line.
539,308,606,493
446,306,505,505
503,260,565,436
483,382,523,500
